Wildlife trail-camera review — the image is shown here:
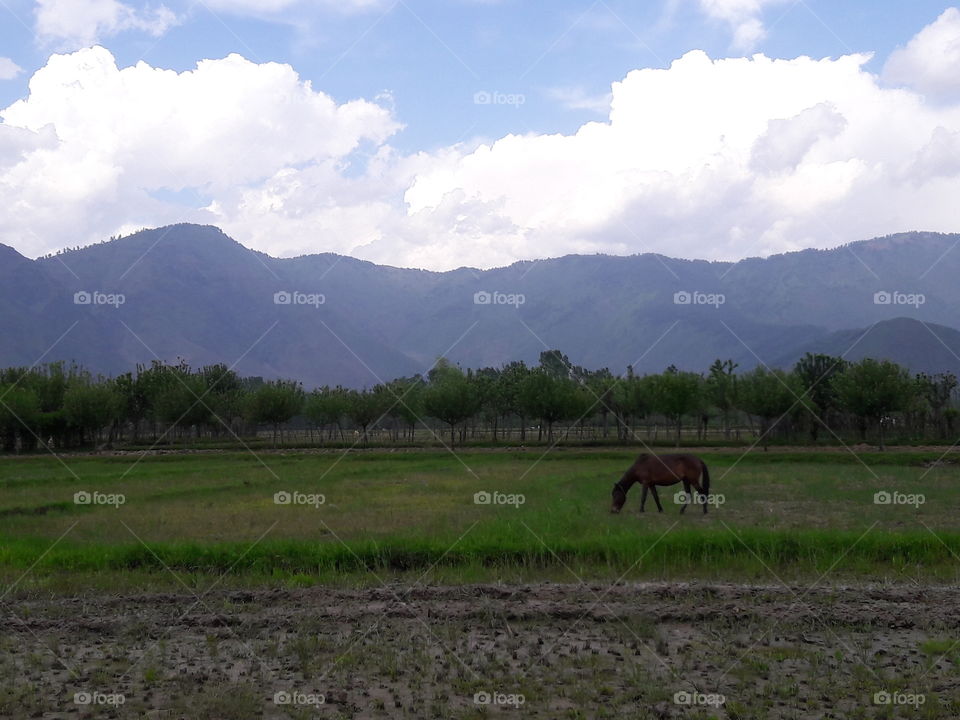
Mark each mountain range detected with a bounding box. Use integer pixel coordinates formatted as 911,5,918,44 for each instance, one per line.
2,224,959,387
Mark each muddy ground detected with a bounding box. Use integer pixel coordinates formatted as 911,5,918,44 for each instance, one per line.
2,582,959,718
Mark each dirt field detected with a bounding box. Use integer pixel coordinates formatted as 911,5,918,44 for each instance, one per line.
3,581,959,718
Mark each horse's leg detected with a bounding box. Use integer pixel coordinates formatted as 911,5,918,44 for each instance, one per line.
639,484,648,512
690,477,708,514
680,479,691,514
650,485,664,513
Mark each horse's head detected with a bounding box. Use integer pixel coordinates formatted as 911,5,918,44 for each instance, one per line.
610,481,627,513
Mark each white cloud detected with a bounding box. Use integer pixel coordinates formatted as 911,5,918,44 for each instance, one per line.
35,0,178,49
546,86,612,115
750,102,847,173
5,32,960,272
907,126,960,183
0,58,23,80
0,47,399,255
883,7,960,102
697,0,787,51
393,49,960,267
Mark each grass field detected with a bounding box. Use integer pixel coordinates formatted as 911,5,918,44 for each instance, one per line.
2,447,959,589
4,447,960,718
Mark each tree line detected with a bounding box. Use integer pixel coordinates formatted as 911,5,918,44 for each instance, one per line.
0,352,956,452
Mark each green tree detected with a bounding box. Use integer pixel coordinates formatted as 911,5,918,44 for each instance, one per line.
385,377,424,441
651,367,703,447
738,366,802,450
0,385,40,452
518,370,587,442
613,369,654,441
244,380,304,446
498,361,530,440
153,371,212,440
304,386,351,442
915,372,957,440
473,368,504,441
538,349,587,381
200,363,245,435
30,363,74,448
706,359,738,439
422,364,481,446
344,388,391,444
834,359,914,449
793,353,847,441
63,382,123,446
587,369,617,439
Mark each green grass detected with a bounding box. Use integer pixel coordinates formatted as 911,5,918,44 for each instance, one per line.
2,448,959,591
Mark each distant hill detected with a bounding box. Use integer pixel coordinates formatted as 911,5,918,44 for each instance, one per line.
776,317,960,377
1,224,959,387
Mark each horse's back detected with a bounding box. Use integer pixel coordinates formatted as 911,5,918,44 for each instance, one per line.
633,452,704,482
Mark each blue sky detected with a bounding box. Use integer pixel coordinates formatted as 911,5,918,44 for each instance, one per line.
1,1,959,269
1,0,949,150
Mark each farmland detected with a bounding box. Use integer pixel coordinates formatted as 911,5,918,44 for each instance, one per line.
2,447,960,717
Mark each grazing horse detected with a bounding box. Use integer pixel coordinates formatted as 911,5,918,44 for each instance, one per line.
610,453,711,514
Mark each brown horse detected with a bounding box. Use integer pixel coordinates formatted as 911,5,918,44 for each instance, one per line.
610,453,711,514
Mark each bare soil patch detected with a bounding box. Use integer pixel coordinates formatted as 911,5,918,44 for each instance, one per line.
3,582,960,718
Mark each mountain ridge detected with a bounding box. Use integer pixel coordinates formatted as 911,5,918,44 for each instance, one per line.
1,224,958,387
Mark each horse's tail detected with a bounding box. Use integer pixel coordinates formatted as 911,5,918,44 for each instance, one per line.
700,460,710,498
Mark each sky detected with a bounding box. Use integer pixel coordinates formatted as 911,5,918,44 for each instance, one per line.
0,0,959,270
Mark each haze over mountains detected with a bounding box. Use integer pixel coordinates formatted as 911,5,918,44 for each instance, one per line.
2,224,959,388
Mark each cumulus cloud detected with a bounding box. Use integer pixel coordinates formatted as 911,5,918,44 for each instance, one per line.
395,49,960,266
750,102,847,173
0,58,23,80
5,24,960,271
697,0,788,51
0,47,399,255
907,126,960,183
883,7,960,102
34,0,178,49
